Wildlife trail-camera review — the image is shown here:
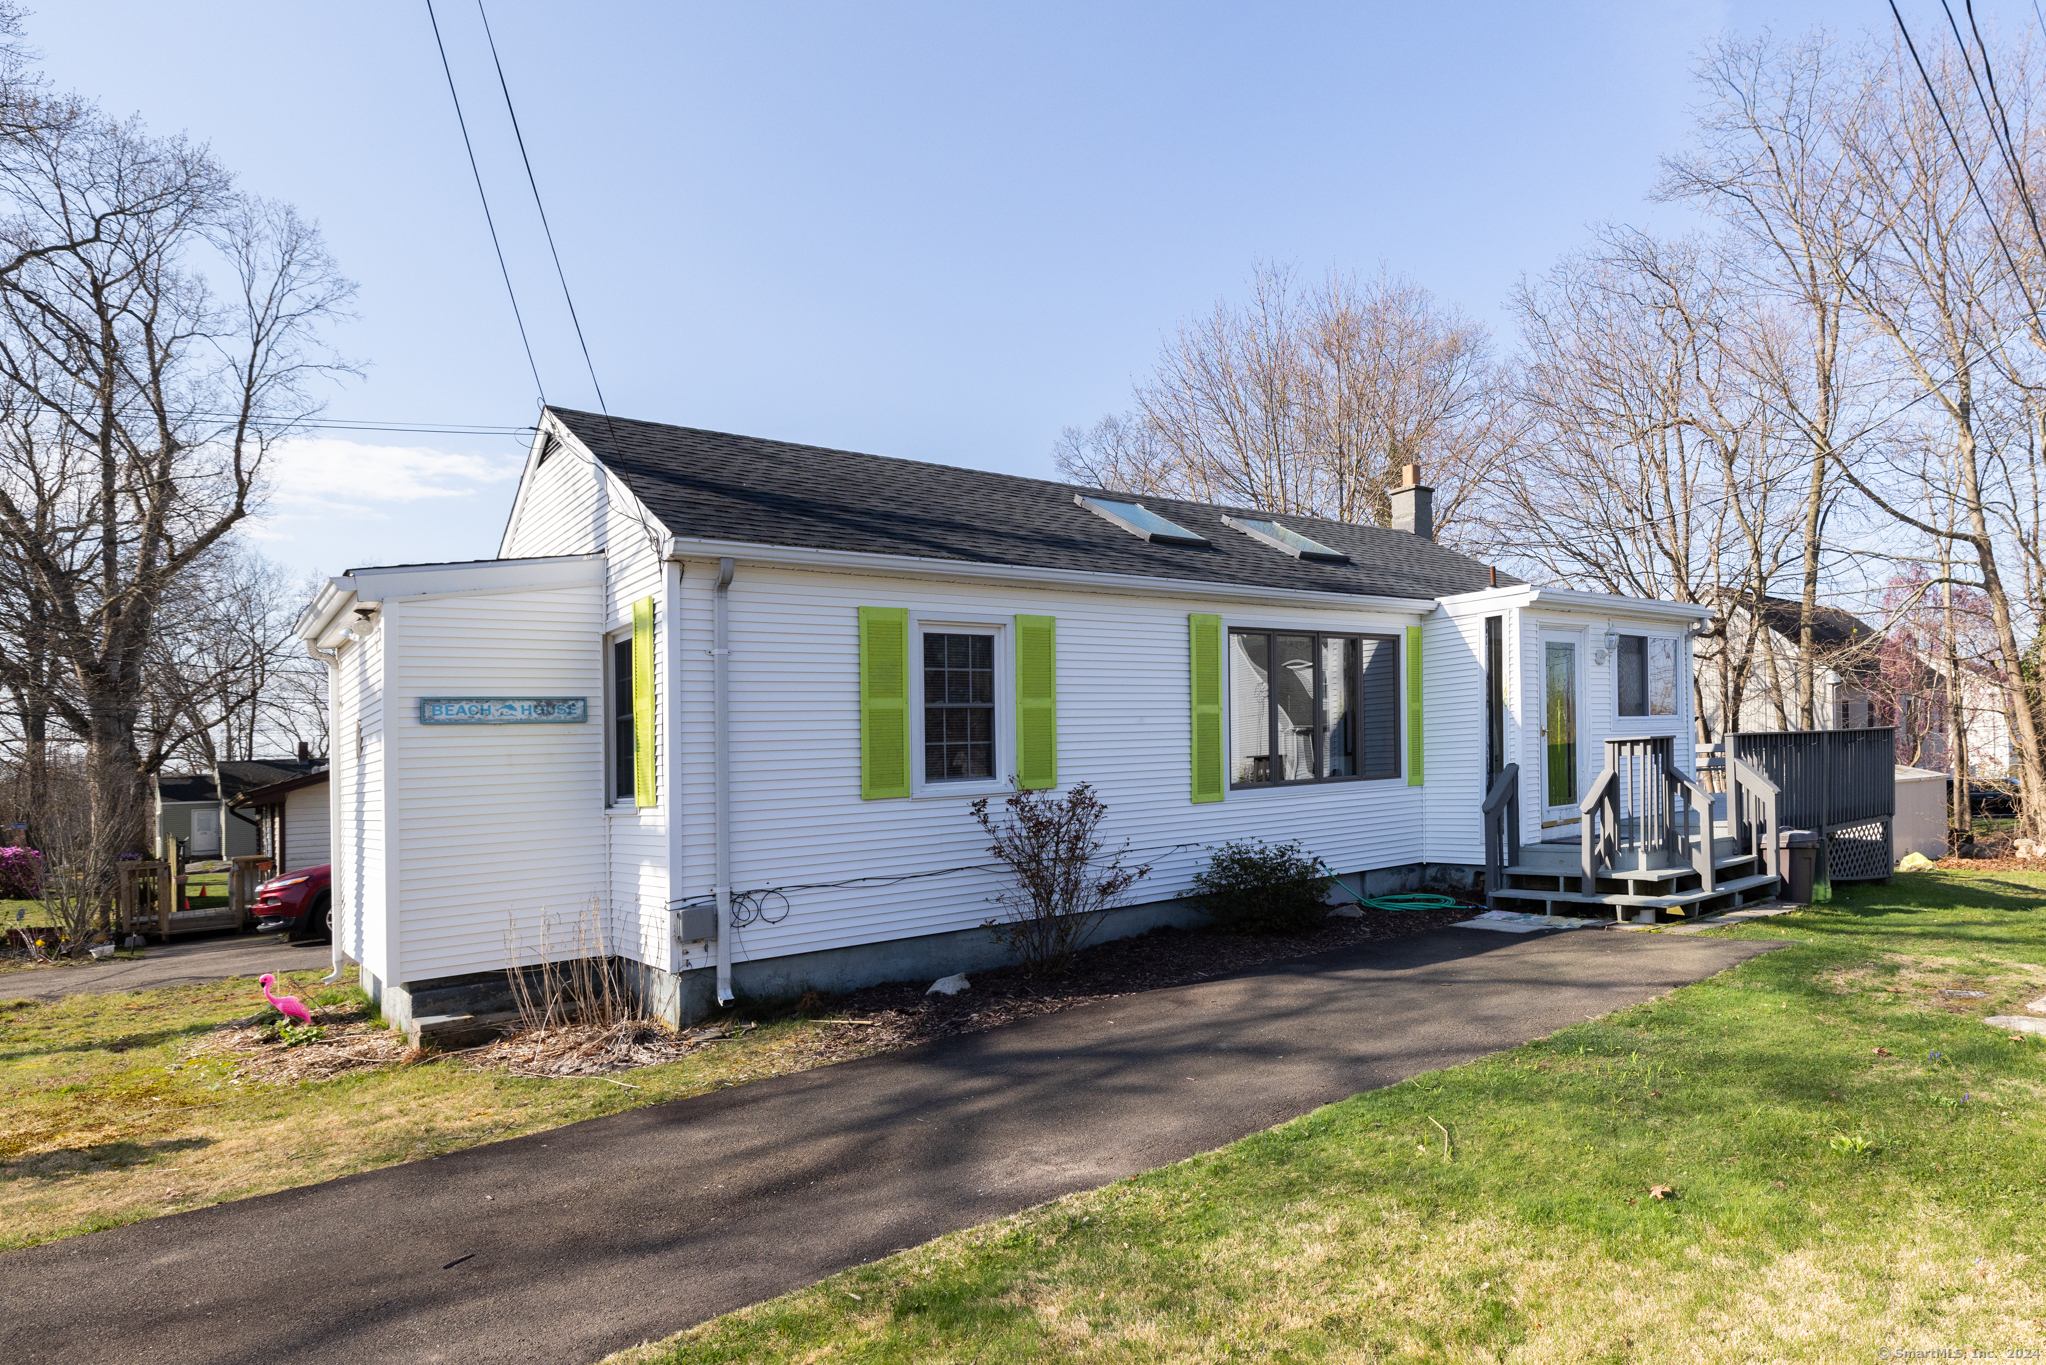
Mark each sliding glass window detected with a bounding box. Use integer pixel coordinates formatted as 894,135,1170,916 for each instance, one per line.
1228,629,1399,786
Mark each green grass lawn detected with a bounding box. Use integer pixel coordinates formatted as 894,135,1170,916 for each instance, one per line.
0,967,902,1250
611,869,2046,1364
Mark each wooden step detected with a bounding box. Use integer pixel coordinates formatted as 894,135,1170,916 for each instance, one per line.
1489,873,1780,922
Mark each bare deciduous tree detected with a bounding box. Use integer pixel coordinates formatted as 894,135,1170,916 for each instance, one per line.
0,100,351,904
1056,264,1515,544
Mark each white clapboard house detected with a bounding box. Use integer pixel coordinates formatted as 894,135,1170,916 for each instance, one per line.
298,408,1779,1029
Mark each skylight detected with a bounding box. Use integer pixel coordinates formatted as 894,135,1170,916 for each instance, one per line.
1075,495,1210,547
1222,515,1350,563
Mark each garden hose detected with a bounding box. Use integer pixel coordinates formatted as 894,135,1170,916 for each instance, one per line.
1361,893,1460,912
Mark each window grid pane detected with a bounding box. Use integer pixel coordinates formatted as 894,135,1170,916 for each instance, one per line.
1322,636,1357,777
924,632,996,781
1617,635,1647,717
1229,632,1272,784
1646,638,1677,716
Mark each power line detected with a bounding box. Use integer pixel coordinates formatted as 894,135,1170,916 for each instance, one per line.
1954,2,2046,270
425,0,547,405
183,413,536,437
476,0,612,423
1887,1,2037,323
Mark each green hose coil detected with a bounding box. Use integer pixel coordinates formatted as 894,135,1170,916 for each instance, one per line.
1361,893,1460,912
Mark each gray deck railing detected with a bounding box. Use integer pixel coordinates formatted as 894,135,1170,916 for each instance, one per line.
1728,752,1780,880
1481,762,1520,907
1724,728,1893,881
1579,736,1717,890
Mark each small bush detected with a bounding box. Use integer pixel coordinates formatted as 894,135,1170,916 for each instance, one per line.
1190,840,1334,933
275,1021,326,1047
972,782,1150,978
0,846,43,900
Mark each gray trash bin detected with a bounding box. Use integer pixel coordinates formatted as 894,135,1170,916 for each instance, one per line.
1778,829,1818,904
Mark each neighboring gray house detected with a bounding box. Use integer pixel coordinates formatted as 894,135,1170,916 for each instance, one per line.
153,752,325,861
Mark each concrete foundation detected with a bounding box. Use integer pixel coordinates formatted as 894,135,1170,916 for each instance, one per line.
376,862,1479,1030
648,861,1477,1025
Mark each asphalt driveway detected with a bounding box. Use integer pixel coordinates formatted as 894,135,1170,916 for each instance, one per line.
3,925,1781,1365
2,933,334,1004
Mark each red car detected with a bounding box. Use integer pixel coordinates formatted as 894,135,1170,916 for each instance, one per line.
252,864,332,942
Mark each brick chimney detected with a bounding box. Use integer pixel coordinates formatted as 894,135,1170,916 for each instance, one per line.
1389,462,1433,541
297,740,312,766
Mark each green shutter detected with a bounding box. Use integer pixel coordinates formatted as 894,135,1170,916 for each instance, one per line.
1406,624,1424,786
1189,613,1224,803
632,596,657,806
1014,615,1058,790
858,606,912,799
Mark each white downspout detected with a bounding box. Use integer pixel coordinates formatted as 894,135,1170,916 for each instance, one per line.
712,557,736,1006
311,645,347,986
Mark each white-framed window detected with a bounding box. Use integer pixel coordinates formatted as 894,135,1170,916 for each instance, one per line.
1615,633,1679,718
1227,627,1400,787
605,628,633,807
911,617,1010,797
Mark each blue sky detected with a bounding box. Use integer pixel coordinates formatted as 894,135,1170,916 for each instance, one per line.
28,1,1989,578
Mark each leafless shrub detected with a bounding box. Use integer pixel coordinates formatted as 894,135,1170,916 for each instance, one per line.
971,782,1150,978
33,755,129,954
503,898,644,1032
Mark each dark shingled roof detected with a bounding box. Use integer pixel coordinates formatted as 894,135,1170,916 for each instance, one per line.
1742,596,1879,655
547,408,1513,601
156,760,324,806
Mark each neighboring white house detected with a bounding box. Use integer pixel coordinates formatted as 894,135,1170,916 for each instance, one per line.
298,408,1721,1028
1698,594,2017,777
1697,595,1881,738
228,767,331,873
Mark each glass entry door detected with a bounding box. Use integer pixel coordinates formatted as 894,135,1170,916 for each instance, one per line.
1542,637,1579,825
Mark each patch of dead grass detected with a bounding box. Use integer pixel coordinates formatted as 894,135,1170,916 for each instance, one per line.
1816,951,2046,1019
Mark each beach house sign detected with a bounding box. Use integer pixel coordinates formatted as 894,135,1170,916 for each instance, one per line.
419,697,589,725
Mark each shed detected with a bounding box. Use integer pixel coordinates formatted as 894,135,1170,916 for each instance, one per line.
153,759,320,861
1893,765,1948,862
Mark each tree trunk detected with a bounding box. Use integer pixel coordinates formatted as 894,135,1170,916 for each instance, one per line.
1796,448,1827,728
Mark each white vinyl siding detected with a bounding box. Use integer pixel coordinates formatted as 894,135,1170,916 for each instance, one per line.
499,427,673,974
500,436,603,558
282,783,330,872
388,583,607,983
1421,609,1487,865
600,489,672,973
333,619,387,989
666,561,1433,967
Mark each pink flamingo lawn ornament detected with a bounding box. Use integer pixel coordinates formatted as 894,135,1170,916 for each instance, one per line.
259,974,314,1027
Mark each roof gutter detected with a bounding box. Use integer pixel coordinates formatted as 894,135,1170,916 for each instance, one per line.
659,536,1442,614
295,577,361,651
1436,582,1714,624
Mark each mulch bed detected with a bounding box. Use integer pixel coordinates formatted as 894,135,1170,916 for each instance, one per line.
190,901,1487,1082
789,900,1481,1058
196,1005,412,1083
471,1019,741,1078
